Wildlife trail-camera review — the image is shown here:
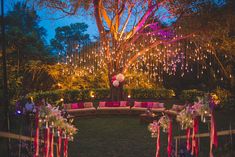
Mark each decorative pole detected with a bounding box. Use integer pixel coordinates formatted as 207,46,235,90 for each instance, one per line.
167,120,172,157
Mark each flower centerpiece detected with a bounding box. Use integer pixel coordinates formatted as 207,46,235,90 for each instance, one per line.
192,96,210,123
176,107,194,130
158,115,171,133
38,105,51,127
148,121,159,138
38,104,78,138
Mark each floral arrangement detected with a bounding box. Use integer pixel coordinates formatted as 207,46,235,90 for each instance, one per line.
176,107,194,130
191,95,211,122
210,93,220,107
148,115,171,136
112,73,125,87
148,121,159,138
38,104,77,140
158,115,171,133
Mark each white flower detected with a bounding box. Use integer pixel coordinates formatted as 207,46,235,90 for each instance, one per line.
113,80,120,87
116,73,125,82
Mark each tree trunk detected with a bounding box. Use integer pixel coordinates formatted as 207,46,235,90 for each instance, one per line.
110,81,124,101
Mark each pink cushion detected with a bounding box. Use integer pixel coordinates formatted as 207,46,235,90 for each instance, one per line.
141,102,148,108
147,102,153,108
77,102,84,109
112,102,120,107
84,102,93,108
158,103,164,108
134,101,141,107
120,101,127,107
64,104,71,109
152,102,160,108
71,103,78,109
99,102,106,107
106,102,113,107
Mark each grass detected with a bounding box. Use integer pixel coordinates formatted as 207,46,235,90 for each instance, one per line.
69,109,235,157
1,104,235,157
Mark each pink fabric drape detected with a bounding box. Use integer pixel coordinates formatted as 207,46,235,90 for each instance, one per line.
186,128,191,151
63,137,68,157
167,120,172,157
34,110,39,157
57,130,62,157
49,129,54,157
156,126,160,157
210,111,218,157
191,118,199,157
44,127,50,157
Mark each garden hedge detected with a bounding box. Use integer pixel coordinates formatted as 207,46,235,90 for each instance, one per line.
127,88,175,99
28,88,175,104
179,89,205,102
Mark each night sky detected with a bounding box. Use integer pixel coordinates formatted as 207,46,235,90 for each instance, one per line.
5,0,98,43
37,9,98,43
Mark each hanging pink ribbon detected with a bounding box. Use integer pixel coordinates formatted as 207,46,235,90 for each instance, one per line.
186,128,191,151
49,129,54,157
64,137,68,157
210,111,218,157
44,126,50,157
191,118,199,157
156,126,160,157
34,110,39,157
57,130,62,157
167,120,172,157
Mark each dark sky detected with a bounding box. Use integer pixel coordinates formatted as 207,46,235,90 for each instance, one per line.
37,9,98,43
5,1,98,43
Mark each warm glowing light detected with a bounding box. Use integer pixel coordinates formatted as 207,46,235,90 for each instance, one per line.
90,91,95,98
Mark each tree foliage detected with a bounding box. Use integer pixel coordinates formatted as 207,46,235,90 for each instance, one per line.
32,0,235,97
0,2,54,100
50,23,90,59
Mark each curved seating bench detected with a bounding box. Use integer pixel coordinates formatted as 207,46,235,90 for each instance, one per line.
63,101,183,117
97,101,131,115
131,101,166,115
65,102,96,117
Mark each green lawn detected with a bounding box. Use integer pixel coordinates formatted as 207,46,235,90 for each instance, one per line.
1,107,235,157
69,110,235,157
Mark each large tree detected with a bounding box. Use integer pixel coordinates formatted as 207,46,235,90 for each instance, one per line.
33,0,234,99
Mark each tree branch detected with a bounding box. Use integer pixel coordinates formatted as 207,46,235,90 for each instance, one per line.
123,33,193,73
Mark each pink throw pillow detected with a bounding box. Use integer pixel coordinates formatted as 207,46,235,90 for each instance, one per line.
84,102,93,108
134,101,141,107
71,103,78,109
99,102,106,107
147,102,153,108
106,102,113,107
158,103,164,108
113,102,120,107
77,102,84,109
120,101,127,107
141,102,148,108
152,102,160,108
64,104,71,109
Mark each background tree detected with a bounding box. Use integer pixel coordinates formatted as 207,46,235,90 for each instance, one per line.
50,23,90,65
0,2,55,100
